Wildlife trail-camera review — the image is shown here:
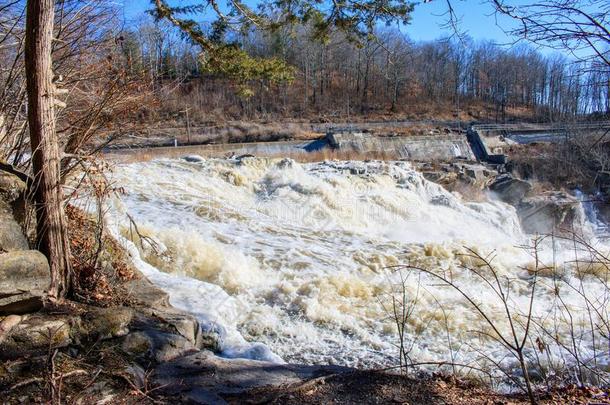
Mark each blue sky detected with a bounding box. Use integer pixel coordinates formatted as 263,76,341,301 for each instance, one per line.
120,0,515,44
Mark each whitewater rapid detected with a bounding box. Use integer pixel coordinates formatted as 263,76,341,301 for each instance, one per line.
109,157,609,377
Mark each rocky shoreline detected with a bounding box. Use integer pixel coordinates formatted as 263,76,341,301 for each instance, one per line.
418,161,585,235
0,164,349,403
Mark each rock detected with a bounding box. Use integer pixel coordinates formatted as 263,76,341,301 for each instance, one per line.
123,363,147,389
0,315,22,345
182,155,205,163
489,174,532,206
429,195,453,207
150,331,196,362
0,201,28,252
0,315,74,357
518,192,581,234
422,170,458,186
122,331,153,356
124,278,170,308
199,322,224,353
0,250,50,315
126,277,222,352
122,329,196,362
460,163,494,186
79,381,117,404
0,314,22,332
152,350,349,403
153,310,201,346
0,169,28,230
136,307,221,351
419,162,496,191
0,171,26,203
80,307,133,341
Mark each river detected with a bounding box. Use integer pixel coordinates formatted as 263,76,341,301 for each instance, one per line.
109,156,609,384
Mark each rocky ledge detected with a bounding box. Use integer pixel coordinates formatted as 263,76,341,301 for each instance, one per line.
418,161,584,235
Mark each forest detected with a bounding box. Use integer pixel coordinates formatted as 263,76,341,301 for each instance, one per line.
2,0,609,161
122,20,610,122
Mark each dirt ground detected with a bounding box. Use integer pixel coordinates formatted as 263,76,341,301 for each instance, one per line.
224,370,609,405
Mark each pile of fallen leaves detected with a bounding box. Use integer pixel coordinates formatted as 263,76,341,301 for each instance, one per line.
66,205,136,306
545,384,609,404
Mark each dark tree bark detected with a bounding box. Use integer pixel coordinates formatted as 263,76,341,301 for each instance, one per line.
25,0,72,298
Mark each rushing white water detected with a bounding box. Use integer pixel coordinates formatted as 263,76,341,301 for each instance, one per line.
574,189,610,238
109,157,609,380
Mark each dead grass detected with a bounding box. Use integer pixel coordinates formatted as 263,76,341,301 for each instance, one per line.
105,143,405,164
114,121,320,149
506,140,606,192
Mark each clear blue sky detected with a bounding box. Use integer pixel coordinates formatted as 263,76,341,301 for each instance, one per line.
120,0,515,44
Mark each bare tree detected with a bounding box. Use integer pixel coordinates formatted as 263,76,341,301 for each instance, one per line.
491,0,610,70
25,0,71,298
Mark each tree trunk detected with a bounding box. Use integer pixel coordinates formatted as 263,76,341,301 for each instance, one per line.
25,0,72,298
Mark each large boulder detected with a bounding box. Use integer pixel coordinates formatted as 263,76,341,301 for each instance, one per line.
518,192,581,234
152,350,349,403
0,314,75,357
0,200,28,252
0,250,50,315
124,277,170,308
489,174,532,206
461,163,488,184
121,329,197,362
419,162,496,191
0,170,26,204
125,277,223,352
80,307,133,341
0,167,31,231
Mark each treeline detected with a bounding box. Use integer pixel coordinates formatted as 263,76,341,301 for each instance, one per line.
121,19,610,122
2,1,609,164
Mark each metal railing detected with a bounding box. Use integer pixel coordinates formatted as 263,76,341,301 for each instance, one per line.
473,121,610,132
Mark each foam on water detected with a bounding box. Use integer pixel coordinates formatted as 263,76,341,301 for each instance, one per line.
109,157,609,374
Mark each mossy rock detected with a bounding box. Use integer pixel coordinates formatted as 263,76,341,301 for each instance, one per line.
121,331,153,357
0,315,75,358
0,171,26,203
0,250,50,315
80,307,133,341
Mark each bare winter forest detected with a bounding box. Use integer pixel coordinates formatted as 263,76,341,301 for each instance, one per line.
2,0,609,159
125,22,610,122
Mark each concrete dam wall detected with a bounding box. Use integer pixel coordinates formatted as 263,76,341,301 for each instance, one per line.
108,132,475,162
106,121,610,164
327,132,474,160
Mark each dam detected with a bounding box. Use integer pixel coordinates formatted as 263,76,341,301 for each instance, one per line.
105,121,610,164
